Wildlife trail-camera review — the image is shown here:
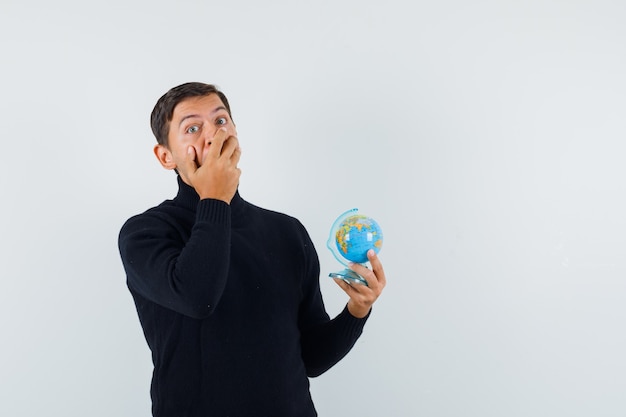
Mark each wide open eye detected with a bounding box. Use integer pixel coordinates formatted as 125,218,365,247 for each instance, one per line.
186,125,200,134
216,117,227,126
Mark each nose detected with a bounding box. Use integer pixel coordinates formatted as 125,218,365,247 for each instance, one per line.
203,128,216,146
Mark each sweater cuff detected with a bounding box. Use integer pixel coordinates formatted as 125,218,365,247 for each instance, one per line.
339,304,370,334
196,198,231,226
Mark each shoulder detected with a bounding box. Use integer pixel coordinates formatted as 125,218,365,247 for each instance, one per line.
249,205,318,257
119,199,193,240
248,202,308,231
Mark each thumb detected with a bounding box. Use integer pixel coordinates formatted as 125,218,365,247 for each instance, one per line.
178,146,198,182
187,145,197,161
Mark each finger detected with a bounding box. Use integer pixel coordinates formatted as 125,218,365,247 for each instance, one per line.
367,249,387,287
348,262,375,288
177,146,199,183
332,277,357,295
232,144,242,166
221,135,241,161
334,274,370,297
206,127,230,159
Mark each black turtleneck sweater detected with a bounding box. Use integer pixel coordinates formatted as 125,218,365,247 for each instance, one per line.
118,177,369,416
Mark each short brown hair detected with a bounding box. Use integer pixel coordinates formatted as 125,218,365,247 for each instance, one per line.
150,82,233,147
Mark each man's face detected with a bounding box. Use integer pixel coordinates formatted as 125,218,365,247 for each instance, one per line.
154,93,237,172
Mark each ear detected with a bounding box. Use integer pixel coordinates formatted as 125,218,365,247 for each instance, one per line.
153,144,177,170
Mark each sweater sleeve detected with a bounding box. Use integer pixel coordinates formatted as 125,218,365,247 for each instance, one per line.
295,220,370,377
118,198,231,319
300,305,370,377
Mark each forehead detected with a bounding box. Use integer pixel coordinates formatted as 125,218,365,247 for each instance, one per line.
171,93,226,120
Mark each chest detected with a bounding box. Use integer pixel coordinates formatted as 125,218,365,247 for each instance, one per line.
218,223,307,318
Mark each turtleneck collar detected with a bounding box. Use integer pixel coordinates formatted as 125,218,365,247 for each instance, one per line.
173,175,246,217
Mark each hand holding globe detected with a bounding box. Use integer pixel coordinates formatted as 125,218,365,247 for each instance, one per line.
327,208,383,286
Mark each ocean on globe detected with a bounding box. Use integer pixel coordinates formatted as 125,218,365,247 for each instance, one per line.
334,214,383,264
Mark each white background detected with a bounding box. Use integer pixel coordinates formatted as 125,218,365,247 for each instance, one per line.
1,0,625,416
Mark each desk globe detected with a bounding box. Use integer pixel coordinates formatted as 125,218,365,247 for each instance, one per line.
326,208,383,286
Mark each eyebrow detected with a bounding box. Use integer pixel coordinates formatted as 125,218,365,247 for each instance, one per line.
178,106,228,127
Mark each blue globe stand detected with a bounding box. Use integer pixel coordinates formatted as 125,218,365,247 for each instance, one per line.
327,208,376,287
329,268,369,286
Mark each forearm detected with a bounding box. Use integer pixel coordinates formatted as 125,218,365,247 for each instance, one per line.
300,305,370,377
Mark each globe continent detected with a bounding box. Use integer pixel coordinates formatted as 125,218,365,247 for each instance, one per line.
335,214,383,263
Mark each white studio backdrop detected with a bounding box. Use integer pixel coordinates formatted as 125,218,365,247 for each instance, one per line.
1,0,625,416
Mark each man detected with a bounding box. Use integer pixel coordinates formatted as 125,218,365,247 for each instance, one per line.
118,82,386,416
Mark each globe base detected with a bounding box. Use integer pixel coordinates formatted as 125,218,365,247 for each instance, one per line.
329,268,368,286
